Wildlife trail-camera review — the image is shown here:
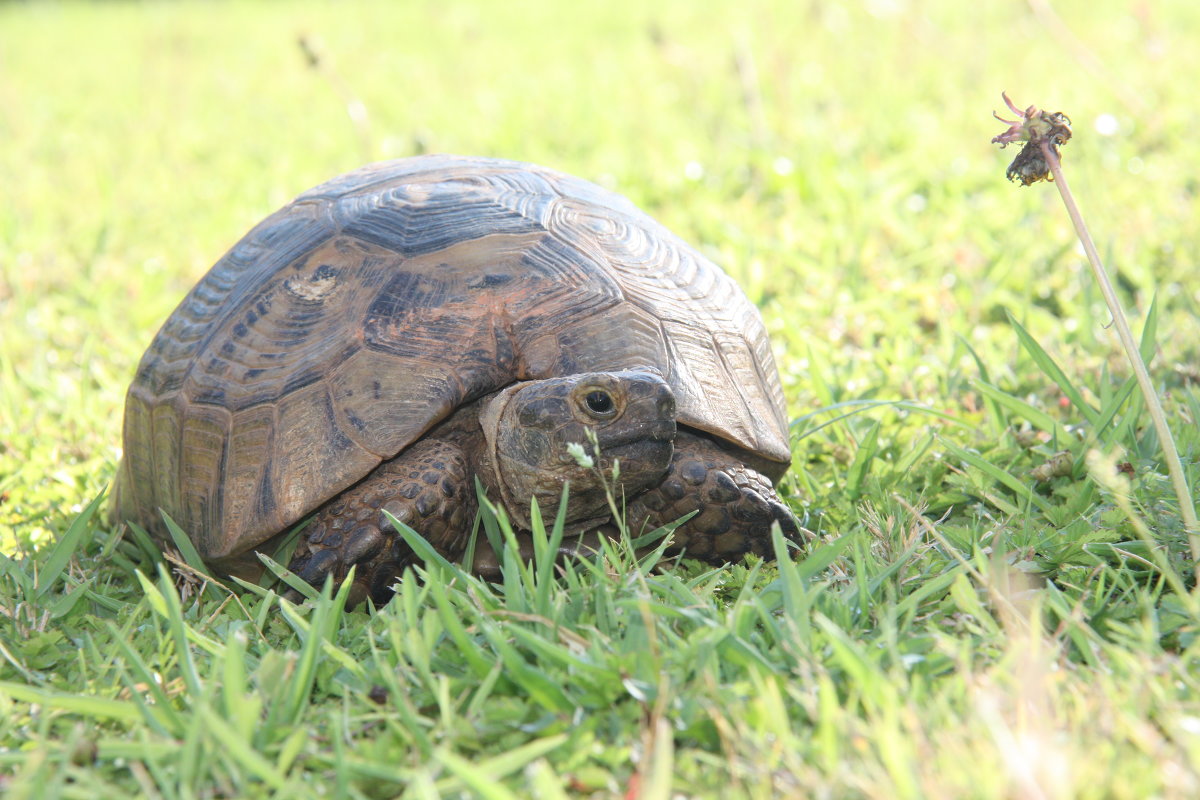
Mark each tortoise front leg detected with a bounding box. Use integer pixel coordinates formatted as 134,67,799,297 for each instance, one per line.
626,431,802,563
286,438,475,606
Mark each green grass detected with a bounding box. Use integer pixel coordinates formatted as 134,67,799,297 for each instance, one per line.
4,0,1200,796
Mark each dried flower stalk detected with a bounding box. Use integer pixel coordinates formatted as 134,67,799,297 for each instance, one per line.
991,93,1200,566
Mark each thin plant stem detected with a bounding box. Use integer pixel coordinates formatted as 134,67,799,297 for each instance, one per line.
1038,139,1200,566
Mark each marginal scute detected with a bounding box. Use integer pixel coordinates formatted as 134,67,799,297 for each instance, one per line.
177,402,231,557
147,396,184,528
221,403,278,547
118,389,156,528
259,380,381,547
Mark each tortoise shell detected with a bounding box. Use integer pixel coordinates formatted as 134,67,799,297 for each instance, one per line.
113,155,790,562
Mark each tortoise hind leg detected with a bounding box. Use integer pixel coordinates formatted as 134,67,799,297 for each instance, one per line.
286,438,475,606
626,431,803,563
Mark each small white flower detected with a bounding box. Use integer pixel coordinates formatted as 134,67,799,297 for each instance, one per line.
566,442,594,469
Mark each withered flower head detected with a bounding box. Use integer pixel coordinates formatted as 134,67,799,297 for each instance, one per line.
991,92,1072,186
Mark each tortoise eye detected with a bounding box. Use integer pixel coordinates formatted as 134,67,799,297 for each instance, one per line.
583,390,616,418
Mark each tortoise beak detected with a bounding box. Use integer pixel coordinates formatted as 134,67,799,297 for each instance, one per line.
600,419,676,450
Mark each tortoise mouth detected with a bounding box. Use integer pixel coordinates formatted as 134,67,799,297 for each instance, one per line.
596,420,676,451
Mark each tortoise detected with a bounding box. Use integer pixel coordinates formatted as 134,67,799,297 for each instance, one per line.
111,155,798,605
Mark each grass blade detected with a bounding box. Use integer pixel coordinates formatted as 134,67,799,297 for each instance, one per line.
160,510,225,603
974,380,1071,443
159,510,211,576
0,681,142,723
256,553,320,600
846,420,881,500
1008,311,1099,425
35,489,105,598
198,706,288,790
942,440,1052,513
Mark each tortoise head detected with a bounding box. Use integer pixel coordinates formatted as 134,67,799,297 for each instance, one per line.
480,370,676,528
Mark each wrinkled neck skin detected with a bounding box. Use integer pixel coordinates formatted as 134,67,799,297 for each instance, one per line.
478,383,539,529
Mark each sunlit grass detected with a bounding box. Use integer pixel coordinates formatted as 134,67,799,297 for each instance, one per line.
3,0,1200,796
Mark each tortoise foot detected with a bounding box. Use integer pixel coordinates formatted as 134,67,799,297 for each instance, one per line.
627,431,801,563
285,438,474,606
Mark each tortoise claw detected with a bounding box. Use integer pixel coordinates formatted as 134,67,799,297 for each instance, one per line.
293,547,339,586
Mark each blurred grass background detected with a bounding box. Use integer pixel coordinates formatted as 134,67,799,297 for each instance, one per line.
3,1,1200,796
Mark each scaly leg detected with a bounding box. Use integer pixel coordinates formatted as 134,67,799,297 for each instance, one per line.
286,438,474,606
626,431,802,562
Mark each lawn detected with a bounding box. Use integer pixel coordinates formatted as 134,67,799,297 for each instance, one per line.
3,0,1200,796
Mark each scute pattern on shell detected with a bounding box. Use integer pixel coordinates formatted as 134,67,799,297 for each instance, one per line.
115,155,789,563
